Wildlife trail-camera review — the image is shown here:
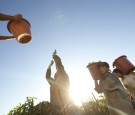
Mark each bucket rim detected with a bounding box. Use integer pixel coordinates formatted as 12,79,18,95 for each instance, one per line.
113,55,127,67
86,62,99,68
7,18,31,33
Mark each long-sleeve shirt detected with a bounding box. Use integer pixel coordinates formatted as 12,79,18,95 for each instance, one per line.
46,67,70,108
95,72,135,115
123,72,135,99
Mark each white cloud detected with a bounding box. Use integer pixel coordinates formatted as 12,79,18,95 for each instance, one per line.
53,9,65,25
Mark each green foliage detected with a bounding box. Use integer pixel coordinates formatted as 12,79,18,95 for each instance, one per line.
8,95,109,115
8,97,61,115
8,97,38,115
80,95,109,115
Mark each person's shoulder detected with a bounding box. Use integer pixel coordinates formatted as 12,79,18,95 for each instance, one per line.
108,72,120,80
106,72,112,76
111,71,117,76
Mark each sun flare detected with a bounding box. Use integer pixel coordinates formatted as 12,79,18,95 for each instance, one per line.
69,69,98,106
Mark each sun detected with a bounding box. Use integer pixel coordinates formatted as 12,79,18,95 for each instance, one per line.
69,69,97,106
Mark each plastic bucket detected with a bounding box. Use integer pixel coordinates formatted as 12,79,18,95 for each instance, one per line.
113,55,135,74
7,18,31,44
87,62,101,80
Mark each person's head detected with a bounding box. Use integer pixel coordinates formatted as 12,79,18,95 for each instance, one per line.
113,68,124,78
98,62,110,74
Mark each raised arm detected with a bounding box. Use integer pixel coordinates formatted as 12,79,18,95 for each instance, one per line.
46,60,55,85
94,80,103,93
0,36,14,40
0,13,22,21
53,54,64,71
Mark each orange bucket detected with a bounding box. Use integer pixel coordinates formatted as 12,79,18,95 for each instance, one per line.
7,18,31,44
113,55,135,74
87,62,101,80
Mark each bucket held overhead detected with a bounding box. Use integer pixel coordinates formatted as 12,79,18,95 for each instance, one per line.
7,18,32,44
87,62,101,80
113,55,135,75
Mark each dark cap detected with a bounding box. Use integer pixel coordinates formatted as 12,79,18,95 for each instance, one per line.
98,62,109,68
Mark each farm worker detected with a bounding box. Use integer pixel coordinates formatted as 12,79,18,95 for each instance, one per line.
94,62,135,115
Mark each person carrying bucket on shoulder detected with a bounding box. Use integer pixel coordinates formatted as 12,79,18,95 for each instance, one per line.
113,68,135,109
94,61,135,115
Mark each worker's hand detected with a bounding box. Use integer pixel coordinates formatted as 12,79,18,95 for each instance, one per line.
94,80,99,87
48,60,54,69
13,14,23,20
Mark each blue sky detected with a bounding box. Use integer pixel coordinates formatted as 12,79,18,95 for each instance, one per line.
0,0,135,114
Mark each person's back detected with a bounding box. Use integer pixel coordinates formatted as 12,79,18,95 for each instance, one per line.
123,72,135,99
113,69,135,99
46,54,70,112
53,54,70,101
